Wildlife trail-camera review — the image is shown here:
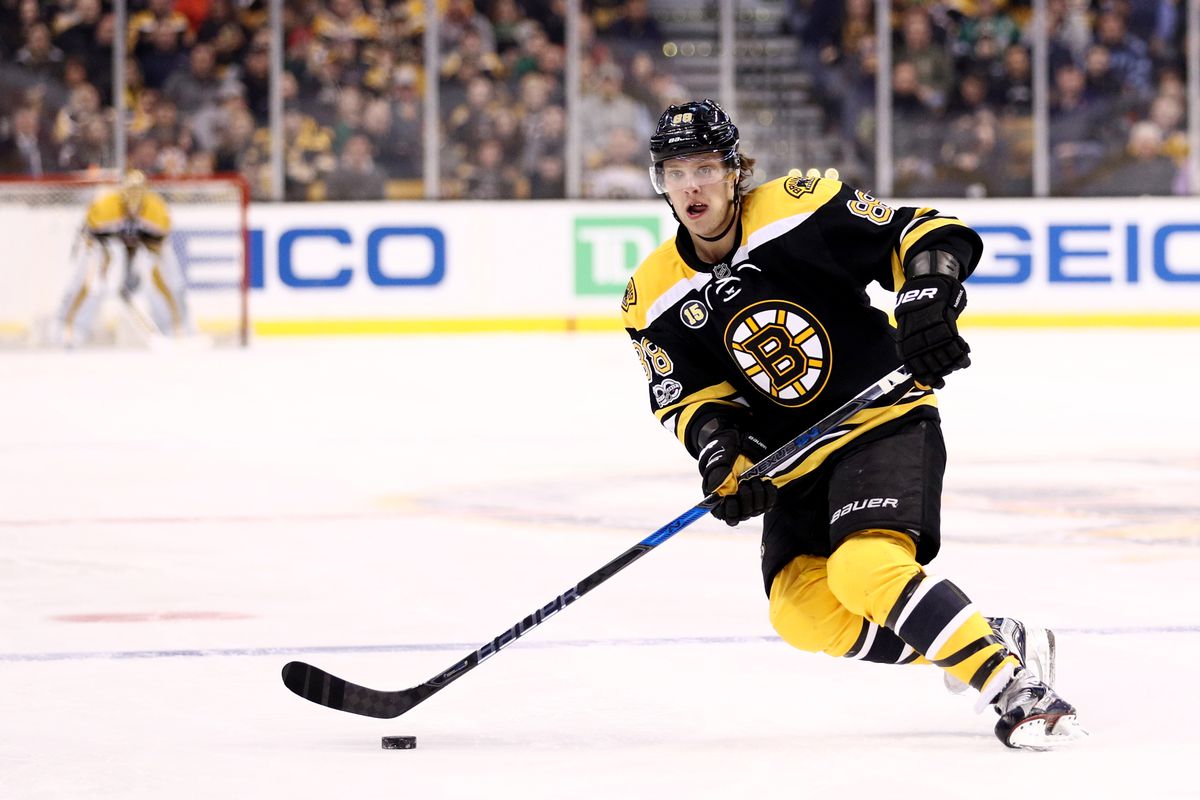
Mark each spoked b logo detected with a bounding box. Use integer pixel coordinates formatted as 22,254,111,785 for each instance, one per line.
724,300,830,407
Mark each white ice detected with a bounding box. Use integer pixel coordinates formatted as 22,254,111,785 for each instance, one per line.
2,329,1198,800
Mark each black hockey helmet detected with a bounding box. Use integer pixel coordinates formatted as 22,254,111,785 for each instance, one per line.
648,99,740,164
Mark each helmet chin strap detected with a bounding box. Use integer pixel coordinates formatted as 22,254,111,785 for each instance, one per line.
696,194,740,242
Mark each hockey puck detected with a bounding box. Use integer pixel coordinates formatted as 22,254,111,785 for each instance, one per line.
381,735,417,750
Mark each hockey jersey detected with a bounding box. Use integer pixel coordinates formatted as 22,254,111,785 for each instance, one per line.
620,174,983,486
84,189,171,250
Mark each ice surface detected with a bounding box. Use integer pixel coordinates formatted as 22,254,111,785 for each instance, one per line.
2,330,1198,799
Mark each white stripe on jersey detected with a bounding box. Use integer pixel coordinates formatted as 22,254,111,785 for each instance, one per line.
731,211,816,265
644,271,712,328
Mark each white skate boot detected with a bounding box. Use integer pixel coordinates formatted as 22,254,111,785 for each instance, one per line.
944,617,1055,694
991,667,1089,749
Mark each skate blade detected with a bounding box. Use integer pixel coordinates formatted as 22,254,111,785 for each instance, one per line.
1006,714,1090,750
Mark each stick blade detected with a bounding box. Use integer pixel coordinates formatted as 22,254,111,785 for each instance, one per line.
282,661,409,719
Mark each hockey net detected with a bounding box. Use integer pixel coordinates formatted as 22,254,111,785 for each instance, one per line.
0,173,250,347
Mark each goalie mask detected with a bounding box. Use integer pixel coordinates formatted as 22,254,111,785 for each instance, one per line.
120,170,148,214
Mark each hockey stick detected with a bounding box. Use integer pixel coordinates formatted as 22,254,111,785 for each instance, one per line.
281,365,915,719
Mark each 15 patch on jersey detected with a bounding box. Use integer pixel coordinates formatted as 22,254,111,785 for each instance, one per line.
725,300,830,407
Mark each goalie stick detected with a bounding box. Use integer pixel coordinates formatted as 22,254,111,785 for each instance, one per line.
281,365,915,719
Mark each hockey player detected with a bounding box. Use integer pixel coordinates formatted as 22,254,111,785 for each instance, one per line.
621,99,1087,749
56,170,191,346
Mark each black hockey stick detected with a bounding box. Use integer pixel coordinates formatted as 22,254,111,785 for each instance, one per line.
281,365,915,719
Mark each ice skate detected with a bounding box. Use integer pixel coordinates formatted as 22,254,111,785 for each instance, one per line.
991,667,1089,749
944,617,1055,694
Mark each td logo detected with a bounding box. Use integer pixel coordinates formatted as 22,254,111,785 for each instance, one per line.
574,217,661,295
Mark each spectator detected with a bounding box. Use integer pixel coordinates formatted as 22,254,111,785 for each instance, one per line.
51,0,103,58
606,0,663,61
490,0,525,60
578,61,650,167
462,137,522,199
147,97,194,153
895,6,953,111
196,0,249,68
528,152,565,198
282,108,336,200
53,82,105,151
890,59,942,195
361,95,419,178
235,42,272,124
1093,10,1153,101
164,42,233,116
313,0,381,45
58,114,114,171
129,0,193,57
956,0,1020,59
127,135,161,173
585,126,653,198
140,22,190,90
446,75,501,157
1073,120,1179,196
1049,62,1113,189
325,132,387,200
0,105,56,174
441,0,496,54
213,106,259,172
989,44,1033,115
330,84,367,153
520,89,565,175
15,23,66,84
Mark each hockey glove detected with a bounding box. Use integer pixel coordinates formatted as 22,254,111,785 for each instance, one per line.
894,274,970,389
698,428,777,526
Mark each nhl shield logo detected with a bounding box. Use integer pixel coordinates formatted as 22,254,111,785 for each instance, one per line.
724,300,830,407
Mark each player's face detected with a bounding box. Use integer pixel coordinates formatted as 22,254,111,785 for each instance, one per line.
660,153,737,238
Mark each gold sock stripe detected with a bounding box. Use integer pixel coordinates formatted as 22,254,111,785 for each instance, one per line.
896,580,972,655
968,648,1011,692
884,572,926,631
930,634,1000,668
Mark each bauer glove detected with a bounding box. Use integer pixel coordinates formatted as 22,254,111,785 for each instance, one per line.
697,428,777,526
894,274,971,389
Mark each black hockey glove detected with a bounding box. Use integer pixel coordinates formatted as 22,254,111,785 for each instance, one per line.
698,428,777,526
894,274,971,389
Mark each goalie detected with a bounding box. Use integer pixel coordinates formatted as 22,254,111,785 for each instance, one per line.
56,171,193,346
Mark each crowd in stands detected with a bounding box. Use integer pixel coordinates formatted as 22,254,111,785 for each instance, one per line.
794,0,1191,195
0,0,1192,199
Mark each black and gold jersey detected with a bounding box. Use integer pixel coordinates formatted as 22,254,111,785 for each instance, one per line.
84,189,171,251
620,174,983,487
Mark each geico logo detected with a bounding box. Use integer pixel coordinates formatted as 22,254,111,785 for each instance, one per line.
975,223,1200,284
244,226,447,288
830,497,899,524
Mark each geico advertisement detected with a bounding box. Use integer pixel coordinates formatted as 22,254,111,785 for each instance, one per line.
237,199,1198,321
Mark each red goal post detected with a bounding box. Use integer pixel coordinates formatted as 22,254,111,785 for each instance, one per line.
0,172,251,347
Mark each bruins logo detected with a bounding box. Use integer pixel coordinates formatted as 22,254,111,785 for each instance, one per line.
621,278,637,312
724,300,830,407
784,176,817,198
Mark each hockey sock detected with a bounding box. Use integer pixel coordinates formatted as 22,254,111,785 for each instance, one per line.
827,529,1018,695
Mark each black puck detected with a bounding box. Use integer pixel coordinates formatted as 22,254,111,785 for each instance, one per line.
381,735,417,750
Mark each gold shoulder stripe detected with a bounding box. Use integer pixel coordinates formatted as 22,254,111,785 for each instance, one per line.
621,240,703,331
898,217,969,266
742,177,842,237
